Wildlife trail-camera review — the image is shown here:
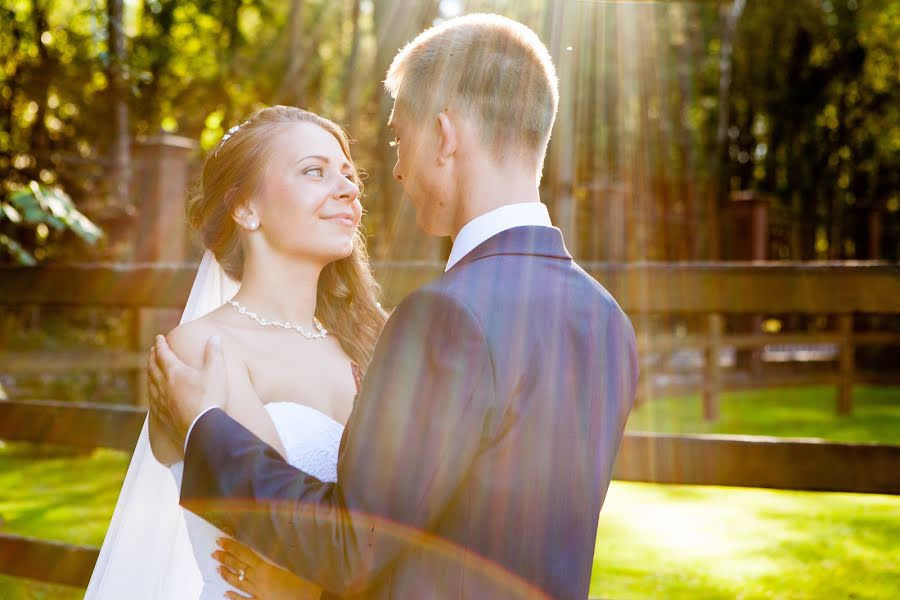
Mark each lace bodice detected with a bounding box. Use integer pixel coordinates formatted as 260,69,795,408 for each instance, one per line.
170,403,344,599
264,402,344,482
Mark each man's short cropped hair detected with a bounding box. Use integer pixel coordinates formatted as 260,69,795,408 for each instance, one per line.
385,13,559,166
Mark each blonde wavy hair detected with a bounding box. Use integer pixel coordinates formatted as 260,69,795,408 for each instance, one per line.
186,105,386,371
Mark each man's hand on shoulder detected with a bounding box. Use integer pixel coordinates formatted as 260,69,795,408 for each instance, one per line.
147,331,229,458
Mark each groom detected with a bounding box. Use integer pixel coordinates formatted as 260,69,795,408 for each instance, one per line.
150,14,637,600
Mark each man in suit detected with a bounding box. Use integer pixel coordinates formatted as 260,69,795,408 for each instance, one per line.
149,14,638,599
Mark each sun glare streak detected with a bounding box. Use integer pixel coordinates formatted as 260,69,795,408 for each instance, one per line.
184,497,553,599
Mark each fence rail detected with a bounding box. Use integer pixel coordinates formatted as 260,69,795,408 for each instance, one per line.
3,261,899,413
3,261,900,312
0,533,98,589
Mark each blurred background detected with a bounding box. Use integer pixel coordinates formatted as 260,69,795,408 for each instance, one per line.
0,0,899,598
1,0,899,265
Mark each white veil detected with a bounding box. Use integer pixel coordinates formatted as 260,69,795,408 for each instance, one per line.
85,250,240,599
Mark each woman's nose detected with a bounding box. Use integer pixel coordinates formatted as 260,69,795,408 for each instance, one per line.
337,177,360,202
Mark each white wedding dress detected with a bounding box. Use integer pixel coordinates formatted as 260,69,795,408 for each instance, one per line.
171,402,343,599
85,251,344,599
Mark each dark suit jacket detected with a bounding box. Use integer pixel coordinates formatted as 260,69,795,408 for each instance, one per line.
182,226,638,599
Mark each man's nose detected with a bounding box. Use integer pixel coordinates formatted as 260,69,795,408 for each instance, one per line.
392,159,403,182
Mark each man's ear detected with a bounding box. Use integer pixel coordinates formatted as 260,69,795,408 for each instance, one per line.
436,110,458,166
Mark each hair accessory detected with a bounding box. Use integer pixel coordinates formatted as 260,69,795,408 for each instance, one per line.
214,120,251,156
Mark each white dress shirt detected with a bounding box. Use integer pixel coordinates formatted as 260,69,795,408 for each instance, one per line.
445,202,553,271
184,202,553,453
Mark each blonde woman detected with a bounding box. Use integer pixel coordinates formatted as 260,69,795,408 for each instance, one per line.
86,106,385,599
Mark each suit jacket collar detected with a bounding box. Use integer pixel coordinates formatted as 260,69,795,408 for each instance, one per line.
447,226,572,272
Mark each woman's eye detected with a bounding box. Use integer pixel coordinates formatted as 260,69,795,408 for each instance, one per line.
304,167,324,177
389,138,399,148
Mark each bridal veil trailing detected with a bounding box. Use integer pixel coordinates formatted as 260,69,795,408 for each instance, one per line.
84,250,239,599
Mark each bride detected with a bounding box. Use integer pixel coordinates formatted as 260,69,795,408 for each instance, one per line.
85,105,386,599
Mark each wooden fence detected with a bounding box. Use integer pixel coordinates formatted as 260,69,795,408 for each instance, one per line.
2,261,900,589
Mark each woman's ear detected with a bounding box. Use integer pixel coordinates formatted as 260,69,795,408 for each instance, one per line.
436,110,458,166
231,196,260,231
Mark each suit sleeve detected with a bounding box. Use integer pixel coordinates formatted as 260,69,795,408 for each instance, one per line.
180,289,495,596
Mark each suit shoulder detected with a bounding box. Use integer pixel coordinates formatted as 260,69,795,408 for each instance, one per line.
571,262,619,302
386,283,485,342
571,262,633,322
396,279,474,315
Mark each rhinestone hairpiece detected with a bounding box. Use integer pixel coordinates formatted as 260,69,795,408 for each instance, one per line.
214,120,251,156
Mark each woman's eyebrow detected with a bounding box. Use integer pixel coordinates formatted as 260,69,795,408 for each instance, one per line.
296,155,354,172
296,154,330,165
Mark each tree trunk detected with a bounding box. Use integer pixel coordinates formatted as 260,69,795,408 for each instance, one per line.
370,0,441,261
30,1,53,179
277,0,306,106
0,6,21,177
676,4,701,259
544,0,578,257
107,0,131,207
713,0,746,259
341,0,362,131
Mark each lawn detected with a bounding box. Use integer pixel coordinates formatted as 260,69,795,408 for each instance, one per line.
1,385,898,598
626,385,900,445
592,481,900,599
0,443,128,600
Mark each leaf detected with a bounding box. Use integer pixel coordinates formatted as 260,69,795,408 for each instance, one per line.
66,211,104,245
0,202,22,224
5,182,104,248
0,233,37,266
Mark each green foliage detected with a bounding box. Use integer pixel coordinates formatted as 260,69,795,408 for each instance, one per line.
0,181,103,264
0,0,898,261
707,0,900,258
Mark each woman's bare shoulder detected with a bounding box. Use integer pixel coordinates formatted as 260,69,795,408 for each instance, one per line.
150,309,236,466
165,309,231,368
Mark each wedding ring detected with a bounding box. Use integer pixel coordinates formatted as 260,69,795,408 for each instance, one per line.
238,568,246,582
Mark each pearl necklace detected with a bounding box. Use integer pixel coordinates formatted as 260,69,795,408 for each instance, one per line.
227,299,328,340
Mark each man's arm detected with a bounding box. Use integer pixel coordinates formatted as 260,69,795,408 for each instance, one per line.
180,288,495,596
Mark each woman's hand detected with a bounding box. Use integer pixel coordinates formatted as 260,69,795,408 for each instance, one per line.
214,537,322,600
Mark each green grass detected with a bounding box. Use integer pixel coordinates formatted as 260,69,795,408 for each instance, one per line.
0,444,128,545
627,385,900,445
592,481,900,599
0,443,128,600
1,386,899,598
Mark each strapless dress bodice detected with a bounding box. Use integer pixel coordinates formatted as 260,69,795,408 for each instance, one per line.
170,403,344,599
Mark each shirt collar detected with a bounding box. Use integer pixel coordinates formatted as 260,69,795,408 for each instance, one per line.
446,203,552,272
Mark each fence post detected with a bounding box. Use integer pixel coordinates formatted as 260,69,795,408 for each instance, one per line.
703,313,724,421
838,314,854,415
130,135,198,406
633,314,652,407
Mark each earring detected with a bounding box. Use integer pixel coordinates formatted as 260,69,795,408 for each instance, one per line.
247,218,259,231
